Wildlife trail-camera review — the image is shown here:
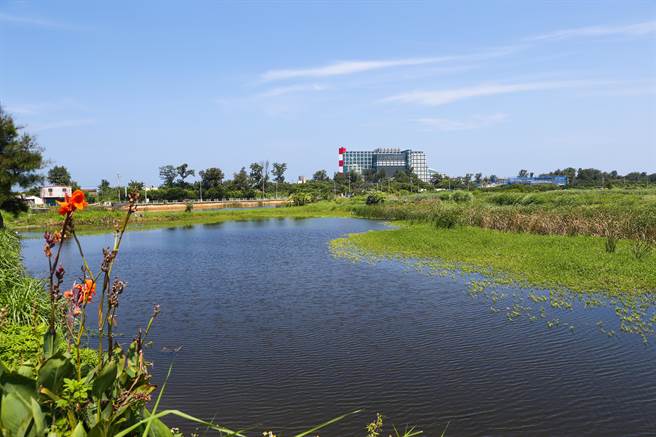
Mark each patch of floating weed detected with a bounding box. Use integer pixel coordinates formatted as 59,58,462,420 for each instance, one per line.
331,228,656,342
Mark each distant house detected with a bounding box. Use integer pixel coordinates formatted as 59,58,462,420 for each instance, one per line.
40,186,72,206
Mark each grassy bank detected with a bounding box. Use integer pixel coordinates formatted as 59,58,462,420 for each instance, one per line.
354,188,656,242
332,222,656,295
5,200,357,232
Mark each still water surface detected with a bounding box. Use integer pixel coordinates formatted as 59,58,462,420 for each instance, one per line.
21,218,656,436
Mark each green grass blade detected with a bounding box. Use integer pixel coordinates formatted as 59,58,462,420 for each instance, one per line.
293,409,362,437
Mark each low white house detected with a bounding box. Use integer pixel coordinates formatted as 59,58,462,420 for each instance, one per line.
23,195,45,207
40,186,72,206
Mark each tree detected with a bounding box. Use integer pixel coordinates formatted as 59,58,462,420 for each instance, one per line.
233,167,250,192
176,163,195,186
474,173,482,185
272,162,287,183
198,167,224,189
313,169,329,182
98,179,112,201
127,180,144,195
0,107,43,227
518,169,529,178
430,173,443,186
249,162,264,188
159,165,177,187
47,165,72,186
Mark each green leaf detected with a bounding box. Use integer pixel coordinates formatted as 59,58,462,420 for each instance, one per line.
112,410,243,437
147,417,174,437
71,421,88,437
43,331,60,359
91,362,117,399
1,392,31,435
37,353,74,393
29,397,45,436
293,409,362,437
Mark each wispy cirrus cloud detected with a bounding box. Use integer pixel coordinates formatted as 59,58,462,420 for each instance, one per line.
416,113,508,131
0,12,84,30
529,20,656,42
262,58,441,82
260,46,522,82
32,118,96,132
383,80,608,106
258,83,327,97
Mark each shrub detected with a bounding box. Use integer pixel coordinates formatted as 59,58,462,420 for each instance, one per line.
290,192,313,206
437,191,452,201
185,201,194,212
365,192,386,205
431,208,460,229
452,190,473,203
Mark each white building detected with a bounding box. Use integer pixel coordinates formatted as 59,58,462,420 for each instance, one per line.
24,195,45,207
40,186,72,206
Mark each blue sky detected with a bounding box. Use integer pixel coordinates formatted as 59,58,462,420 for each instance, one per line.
1,1,655,186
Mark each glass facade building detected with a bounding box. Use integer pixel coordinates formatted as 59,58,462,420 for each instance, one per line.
338,147,431,182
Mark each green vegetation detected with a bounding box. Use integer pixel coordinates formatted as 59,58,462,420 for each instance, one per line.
354,188,656,242
0,229,49,324
5,200,357,231
333,223,656,295
0,106,44,228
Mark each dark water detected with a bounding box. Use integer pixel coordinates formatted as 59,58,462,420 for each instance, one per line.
21,218,656,436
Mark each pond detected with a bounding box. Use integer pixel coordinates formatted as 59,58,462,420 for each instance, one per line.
21,218,656,436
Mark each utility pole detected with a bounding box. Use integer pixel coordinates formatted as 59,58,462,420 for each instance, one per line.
116,173,121,202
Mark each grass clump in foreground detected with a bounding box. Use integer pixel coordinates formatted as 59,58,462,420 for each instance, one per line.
333,223,656,295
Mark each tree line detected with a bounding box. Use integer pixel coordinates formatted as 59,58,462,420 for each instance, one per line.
2,104,656,226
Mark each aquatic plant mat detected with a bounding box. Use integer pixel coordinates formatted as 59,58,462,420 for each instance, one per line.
331,224,656,343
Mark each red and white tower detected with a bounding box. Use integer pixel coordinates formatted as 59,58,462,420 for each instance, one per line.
338,146,346,174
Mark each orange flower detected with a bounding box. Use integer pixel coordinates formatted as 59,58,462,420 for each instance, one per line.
57,190,88,216
63,289,73,299
57,196,74,215
75,279,96,304
70,190,88,211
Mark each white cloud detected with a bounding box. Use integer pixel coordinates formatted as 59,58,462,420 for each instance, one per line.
260,46,521,82
32,118,96,132
0,12,82,30
383,80,606,106
416,113,508,131
258,83,327,97
262,58,441,81
530,20,656,42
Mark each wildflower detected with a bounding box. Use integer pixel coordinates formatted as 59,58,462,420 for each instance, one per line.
63,289,73,299
57,189,88,216
74,279,97,304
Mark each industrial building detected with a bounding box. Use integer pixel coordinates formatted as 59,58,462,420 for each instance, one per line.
338,147,431,183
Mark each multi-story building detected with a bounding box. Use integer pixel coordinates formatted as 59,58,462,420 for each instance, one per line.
338,147,431,182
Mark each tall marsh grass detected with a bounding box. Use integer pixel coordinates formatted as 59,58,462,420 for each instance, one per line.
0,229,49,324
354,189,656,244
